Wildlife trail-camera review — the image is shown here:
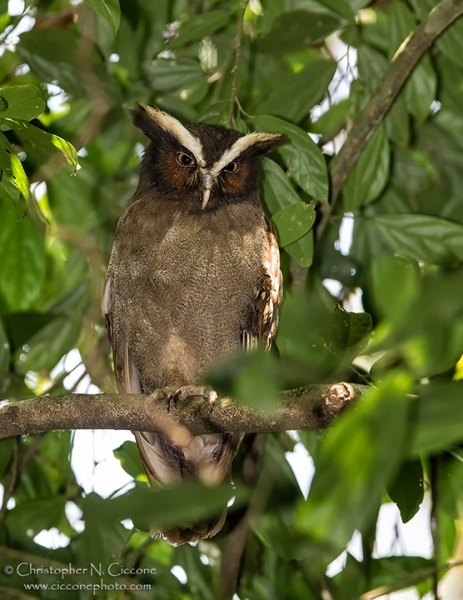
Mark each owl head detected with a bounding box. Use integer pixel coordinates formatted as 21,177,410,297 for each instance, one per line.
131,104,284,211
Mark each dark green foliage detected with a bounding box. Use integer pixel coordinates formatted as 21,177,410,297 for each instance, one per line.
2,0,463,598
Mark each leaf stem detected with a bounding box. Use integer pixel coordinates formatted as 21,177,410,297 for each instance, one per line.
228,0,249,129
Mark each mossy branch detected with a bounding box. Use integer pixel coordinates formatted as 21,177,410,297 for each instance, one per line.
0,383,366,440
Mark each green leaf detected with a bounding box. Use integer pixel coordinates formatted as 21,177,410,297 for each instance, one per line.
17,29,116,99
233,349,280,412
0,317,9,377
254,115,329,203
316,0,354,21
77,493,128,569
284,230,314,268
332,305,372,354
371,256,419,324
385,94,410,147
388,0,416,60
6,497,66,537
0,131,30,200
410,382,463,457
257,60,337,123
436,504,457,566
357,44,387,94
18,29,84,97
113,441,144,479
311,98,349,137
258,10,342,54
296,372,412,560
331,554,366,600
405,55,436,122
83,0,121,34
261,157,302,214
14,283,90,373
0,85,45,121
84,481,248,532
0,50,18,85
0,172,20,204
47,158,111,231
387,459,424,523
272,201,315,246
370,556,432,589
14,314,83,374
343,125,390,211
260,159,315,266
5,119,79,169
168,10,229,49
4,312,58,351
276,287,340,379
438,18,463,68
0,202,45,311
373,214,463,265
145,59,204,91
173,544,214,598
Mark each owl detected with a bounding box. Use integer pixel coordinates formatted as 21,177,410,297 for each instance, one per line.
102,105,283,544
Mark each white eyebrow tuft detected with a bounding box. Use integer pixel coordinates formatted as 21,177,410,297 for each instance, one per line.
210,133,281,175
142,106,206,167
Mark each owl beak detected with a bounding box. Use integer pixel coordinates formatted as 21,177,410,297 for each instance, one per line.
201,170,214,210
202,189,211,210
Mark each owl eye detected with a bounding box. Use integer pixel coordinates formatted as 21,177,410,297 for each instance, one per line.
223,161,240,173
176,152,196,168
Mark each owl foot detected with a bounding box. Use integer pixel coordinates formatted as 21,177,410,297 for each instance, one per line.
149,387,178,411
168,385,217,412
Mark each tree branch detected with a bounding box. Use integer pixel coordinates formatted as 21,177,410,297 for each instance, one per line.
0,383,365,440
327,0,463,208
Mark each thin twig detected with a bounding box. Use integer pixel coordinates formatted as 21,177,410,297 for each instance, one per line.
45,360,84,395
361,559,463,599
19,434,45,474
126,535,156,571
228,0,249,128
210,41,236,104
218,434,265,599
0,439,19,521
430,457,441,599
68,367,89,394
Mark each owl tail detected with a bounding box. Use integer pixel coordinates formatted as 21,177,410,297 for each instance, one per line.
155,511,227,545
134,429,243,545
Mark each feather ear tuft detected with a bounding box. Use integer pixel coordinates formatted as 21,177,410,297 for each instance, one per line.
131,103,160,139
244,132,286,157
130,104,206,165
211,133,285,175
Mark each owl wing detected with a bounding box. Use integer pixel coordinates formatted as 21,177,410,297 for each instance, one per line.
242,225,282,351
102,275,187,486
102,275,142,396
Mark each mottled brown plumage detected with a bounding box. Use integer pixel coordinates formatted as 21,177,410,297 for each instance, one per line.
102,105,283,544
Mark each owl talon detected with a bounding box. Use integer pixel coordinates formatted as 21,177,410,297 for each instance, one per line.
148,387,178,412
173,385,218,409
166,392,177,413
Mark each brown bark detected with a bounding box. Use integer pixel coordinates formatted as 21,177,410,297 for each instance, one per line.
0,382,364,440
